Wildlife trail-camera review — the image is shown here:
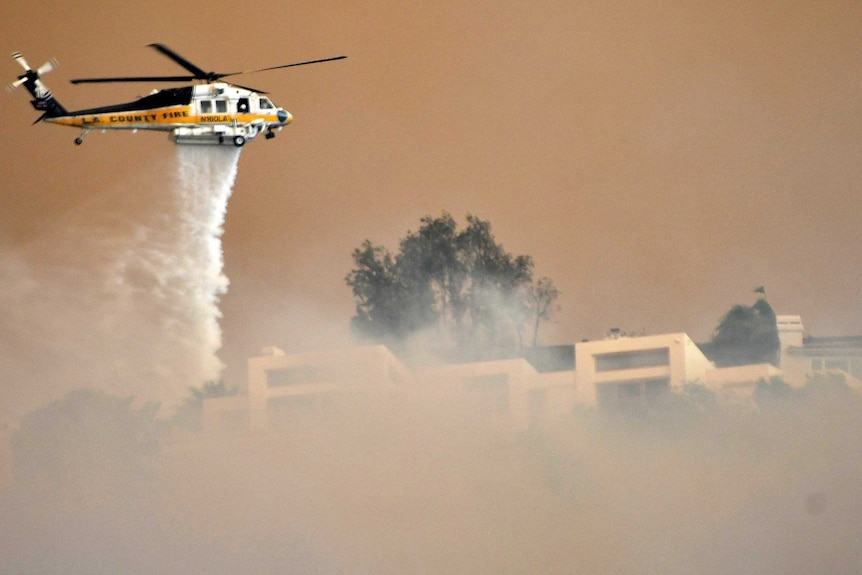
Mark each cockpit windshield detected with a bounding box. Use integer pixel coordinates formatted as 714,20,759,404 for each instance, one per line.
259,98,275,110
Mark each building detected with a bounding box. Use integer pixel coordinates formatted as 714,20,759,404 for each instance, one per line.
703,363,782,404
203,343,580,433
202,312,861,431
777,315,805,352
414,357,577,432
772,314,862,389
575,332,714,410
782,341,862,391
203,345,413,432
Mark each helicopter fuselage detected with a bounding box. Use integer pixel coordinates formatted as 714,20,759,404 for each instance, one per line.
47,83,291,146
9,44,343,147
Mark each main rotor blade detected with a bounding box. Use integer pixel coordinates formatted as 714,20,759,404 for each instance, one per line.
67,48,345,89
225,55,347,77
70,75,197,84
147,43,209,78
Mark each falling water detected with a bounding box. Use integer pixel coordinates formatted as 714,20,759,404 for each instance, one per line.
0,146,241,420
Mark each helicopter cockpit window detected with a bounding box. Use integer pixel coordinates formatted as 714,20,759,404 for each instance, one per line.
200,100,212,114
259,98,274,110
215,100,228,113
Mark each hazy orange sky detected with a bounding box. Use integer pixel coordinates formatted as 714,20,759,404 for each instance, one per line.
3,0,862,390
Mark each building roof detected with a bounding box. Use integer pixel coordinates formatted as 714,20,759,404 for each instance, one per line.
521,345,575,373
437,345,575,373
787,336,862,357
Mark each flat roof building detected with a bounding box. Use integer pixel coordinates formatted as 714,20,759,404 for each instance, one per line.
202,313,860,431
576,333,713,411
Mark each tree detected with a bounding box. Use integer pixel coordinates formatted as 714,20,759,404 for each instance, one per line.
753,375,795,407
346,213,558,354
526,277,561,347
345,239,437,343
705,297,780,367
397,214,461,333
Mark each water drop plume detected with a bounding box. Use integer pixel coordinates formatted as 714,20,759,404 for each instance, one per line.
0,146,241,421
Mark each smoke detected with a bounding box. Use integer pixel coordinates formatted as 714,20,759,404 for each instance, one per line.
0,146,240,421
3,385,861,574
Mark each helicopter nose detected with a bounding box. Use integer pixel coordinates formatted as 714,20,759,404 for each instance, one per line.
277,109,292,124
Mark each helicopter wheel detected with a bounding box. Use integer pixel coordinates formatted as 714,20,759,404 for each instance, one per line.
74,137,83,145
265,130,276,140
233,135,245,147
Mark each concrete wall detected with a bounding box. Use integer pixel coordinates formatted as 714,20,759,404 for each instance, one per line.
575,333,713,409
227,324,849,433
777,315,805,354
781,347,862,391
414,358,578,432
245,345,413,430
705,363,782,403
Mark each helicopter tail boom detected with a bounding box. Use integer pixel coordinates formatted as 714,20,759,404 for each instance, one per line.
8,51,67,120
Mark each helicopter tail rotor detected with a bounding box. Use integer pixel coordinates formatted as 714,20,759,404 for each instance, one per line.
8,51,67,118
8,51,59,91
11,51,31,73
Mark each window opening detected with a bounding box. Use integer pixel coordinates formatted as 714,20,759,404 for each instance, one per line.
595,348,670,372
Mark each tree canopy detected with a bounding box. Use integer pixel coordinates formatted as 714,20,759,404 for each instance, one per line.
345,213,560,355
705,297,780,367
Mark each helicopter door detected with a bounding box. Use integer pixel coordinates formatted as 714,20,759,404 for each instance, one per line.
237,98,250,114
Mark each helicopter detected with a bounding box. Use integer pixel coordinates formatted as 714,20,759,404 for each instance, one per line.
7,44,345,147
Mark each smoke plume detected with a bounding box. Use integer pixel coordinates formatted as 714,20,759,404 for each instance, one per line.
0,146,240,421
